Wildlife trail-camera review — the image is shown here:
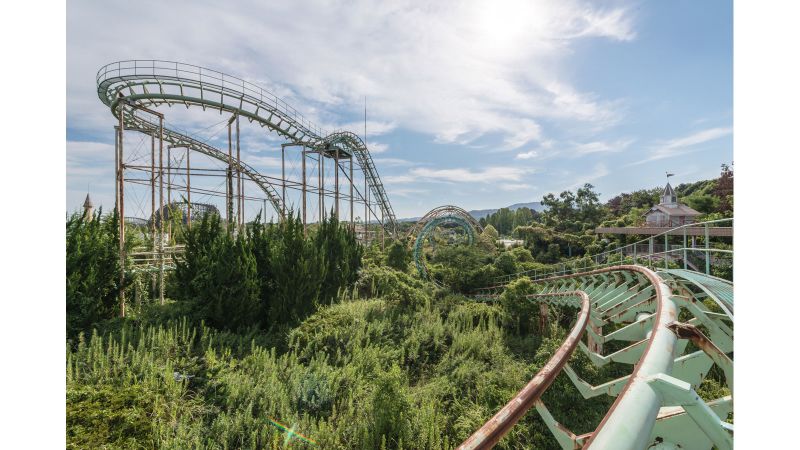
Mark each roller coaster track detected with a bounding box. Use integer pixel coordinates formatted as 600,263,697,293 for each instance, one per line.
96,60,396,230
462,257,733,448
408,205,484,279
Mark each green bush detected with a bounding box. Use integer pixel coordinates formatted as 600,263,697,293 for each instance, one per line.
66,209,124,337
175,214,261,330
385,239,411,272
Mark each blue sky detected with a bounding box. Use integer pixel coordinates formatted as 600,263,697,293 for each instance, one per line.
67,0,732,220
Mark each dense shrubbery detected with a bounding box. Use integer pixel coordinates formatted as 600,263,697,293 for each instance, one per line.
67,263,616,449
428,245,496,293
174,213,261,329
385,239,412,272
173,212,362,330
66,209,125,338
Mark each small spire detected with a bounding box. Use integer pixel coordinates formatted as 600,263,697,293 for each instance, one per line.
663,182,676,198
661,182,677,205
83,193,93,208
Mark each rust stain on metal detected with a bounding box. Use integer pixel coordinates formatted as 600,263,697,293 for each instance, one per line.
666,321,725,360
456,291,591,450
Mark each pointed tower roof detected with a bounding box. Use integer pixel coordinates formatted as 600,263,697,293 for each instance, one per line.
83,193,93,208
662,182,676,198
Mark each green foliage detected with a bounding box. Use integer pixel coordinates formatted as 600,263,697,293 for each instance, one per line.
481,224,499,240
684,193,719,214
485,207,515,235
510,246,534,263
315,212,364,305
66,208,125,338
483,207,540,236
173,212,362,330
174,214,261,330
541,183,607,233
606,188,660,217
494,252,517,275
429,245,495,293
385,239,411,272
499,277,539,334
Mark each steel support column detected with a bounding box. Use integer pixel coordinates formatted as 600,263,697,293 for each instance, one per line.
335,148,340,219
683,228,687,270
186,147,191,229
117,110,125,318
167,145,171,243
317,151,325,225
226,116,234,228
349,158,354,230
150,134,156,297
114,125,119,213
302,148,307,234
236,114,242,228
281,144,286,217
158,115,164,305
705,224,710,275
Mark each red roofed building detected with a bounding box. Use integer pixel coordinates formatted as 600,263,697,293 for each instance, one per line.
643,182,701,227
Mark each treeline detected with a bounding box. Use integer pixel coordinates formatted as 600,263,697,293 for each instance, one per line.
66,209,363,337
478,206,539,235
472,165,734,263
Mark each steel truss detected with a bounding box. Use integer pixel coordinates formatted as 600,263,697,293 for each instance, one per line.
98,59,397,314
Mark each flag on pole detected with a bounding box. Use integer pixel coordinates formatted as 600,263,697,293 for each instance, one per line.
666,172,674,178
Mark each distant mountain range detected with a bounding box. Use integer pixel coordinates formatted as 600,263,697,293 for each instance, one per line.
398,201,545,222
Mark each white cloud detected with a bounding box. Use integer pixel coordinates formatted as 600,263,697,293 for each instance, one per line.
571,138,634,156
516,150,539,160
384,174,417,184
385,165,534,185
628,126,733,166
390,187,430,198
407,166,533,184
68,0,635,153
331,121,396,137
245,155,283,168
373,157,415,167
368,142,389,154
515,137,633,159
499,183,534,191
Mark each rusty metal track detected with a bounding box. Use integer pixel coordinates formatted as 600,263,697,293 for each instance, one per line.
465,265,733,449
457,291,591,450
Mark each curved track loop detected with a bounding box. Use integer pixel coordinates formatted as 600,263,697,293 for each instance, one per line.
468,265,733,450
97,60,395,229
458,291,591,450
406,205,483,239
409,205,484,279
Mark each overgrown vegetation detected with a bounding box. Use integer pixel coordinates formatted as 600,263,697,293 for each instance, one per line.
66,167,733,448
172,212,362,330
67,272,615,449
66,208,125,338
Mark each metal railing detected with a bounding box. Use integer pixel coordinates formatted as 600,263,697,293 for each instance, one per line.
127,244,185,274
490,218,733,286
97,59,327,138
